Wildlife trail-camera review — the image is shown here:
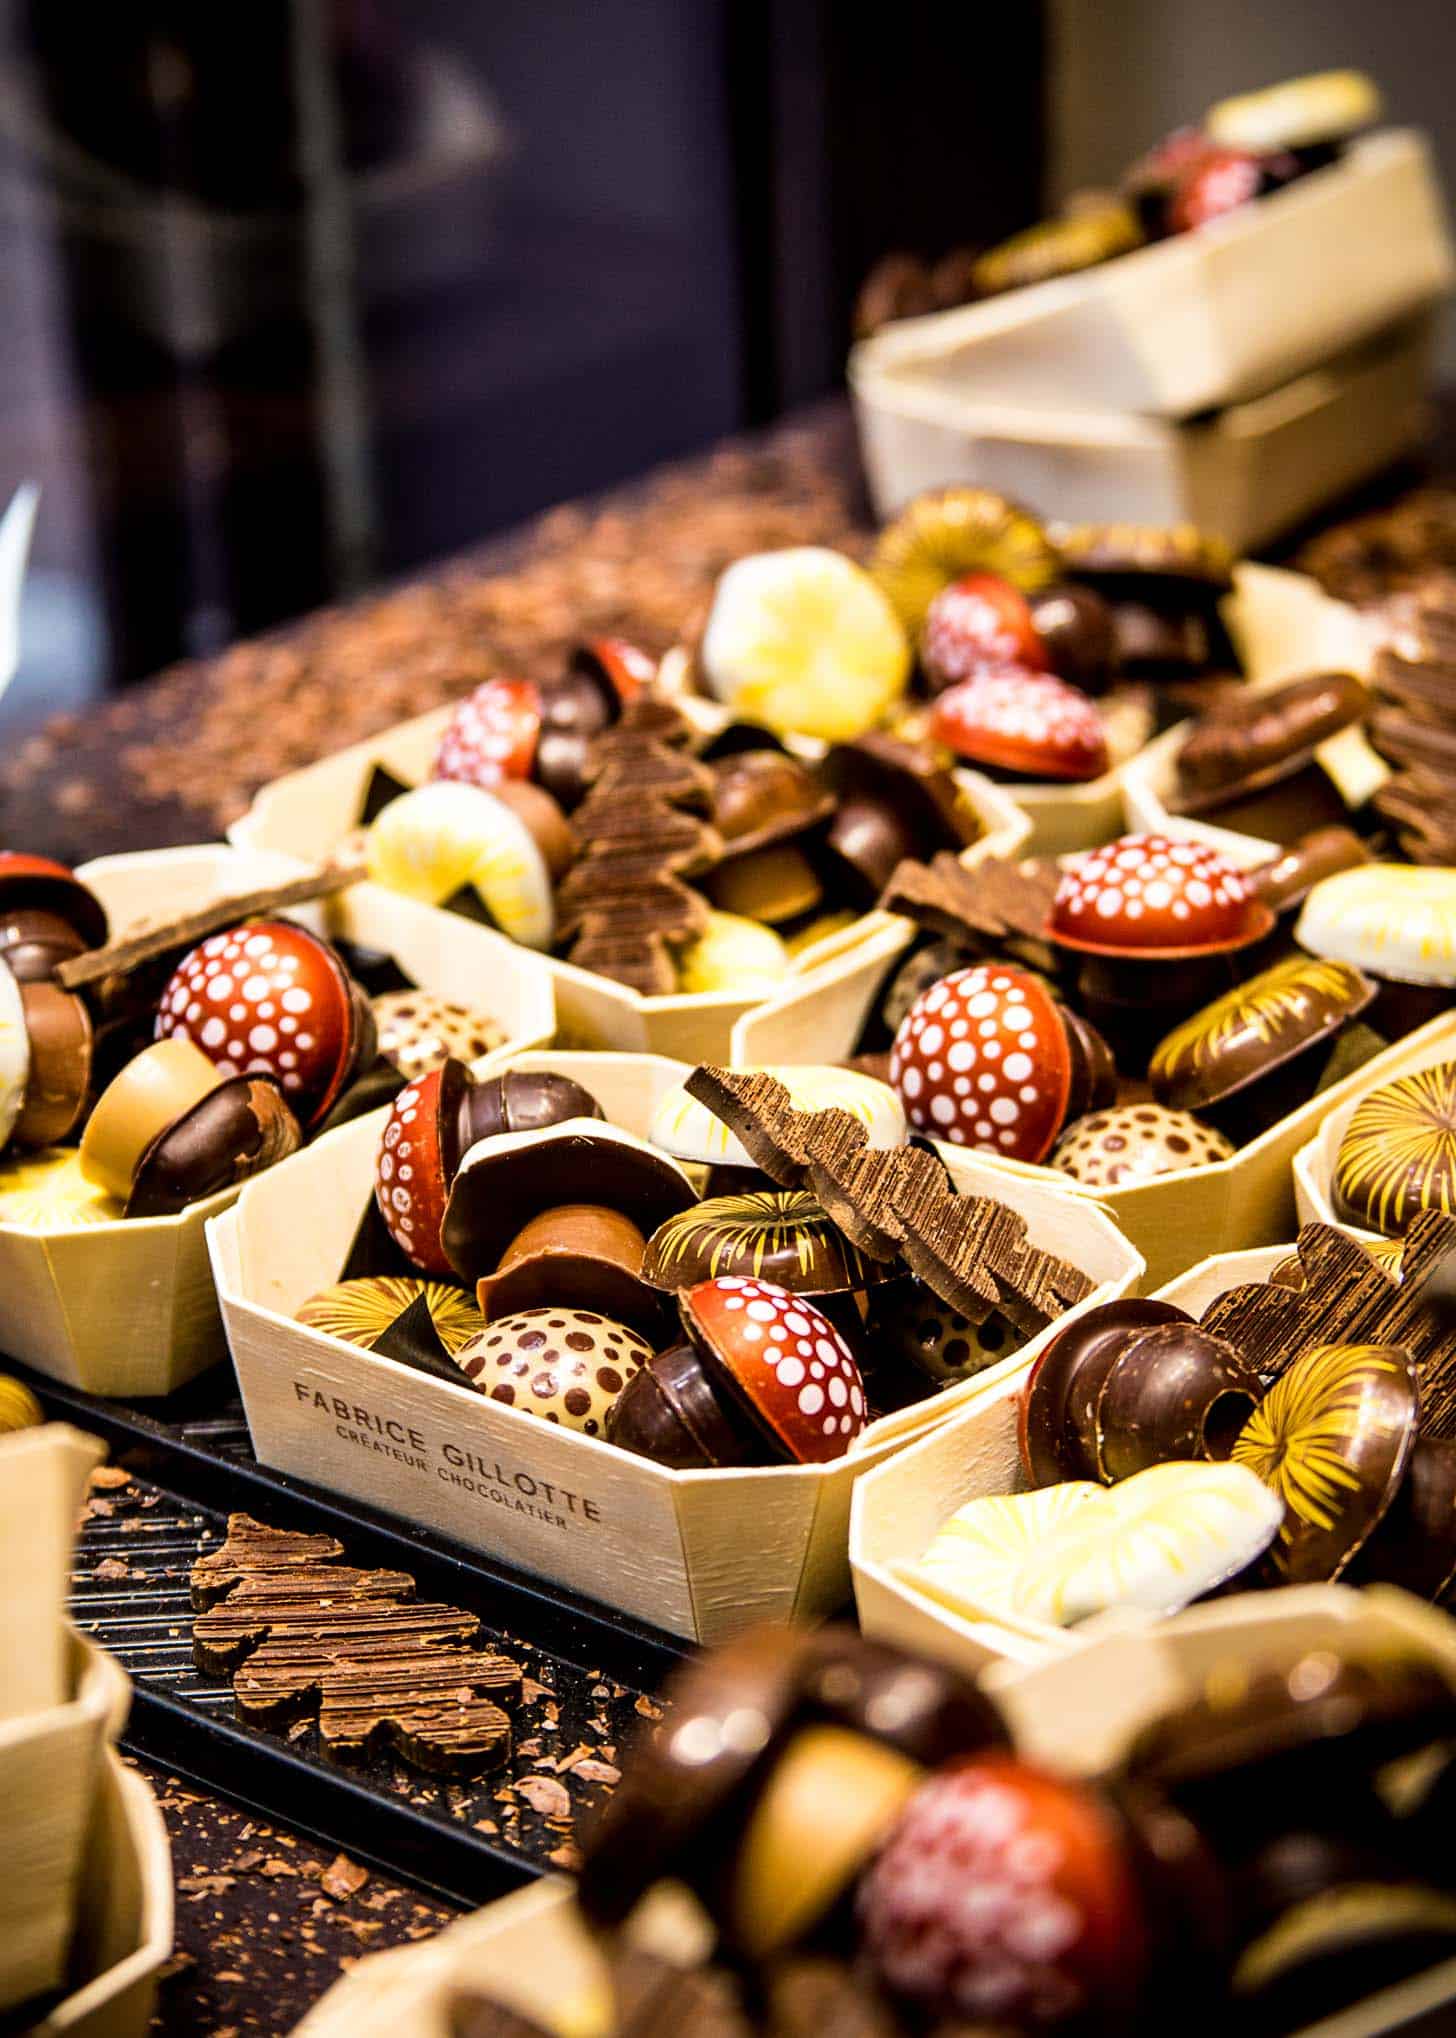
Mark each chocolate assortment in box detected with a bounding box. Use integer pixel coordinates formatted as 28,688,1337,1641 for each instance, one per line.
291,1591,1456,2038
0,843,552,1395
206,1048,1140,1643
851,1211,1456,1678
231,623,1026,1059
736,700,1456,1286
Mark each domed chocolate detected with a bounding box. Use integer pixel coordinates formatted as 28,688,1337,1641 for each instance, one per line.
1020,1297,1192,1487
13,981,92,1149
1296,865,1456,988
0,853,108,979
682,1276,867,1464
606,1340,768,1470
433,678,541,790
867,1283,1022,1385
1333,1063,1456,1237
889,963,1072,1162
1175,671,1369,810
156,920,374,1129
442,1120,696,1284
126,1074,303,1217
642,1190,884,1296
858,1756,1148,2029
454,1308,650,1436
1149,957,1374,1113
373,991,507,1081
1052,834,1252,952
296,1276,483,1355
477,1204,669,1342
930,668,1108,781
1231,1344,1419,1582
1051,1105,1234,1187
1093,1321,1263,1482
818,734,978,906
920,572,1049,690
1027,581,1116,692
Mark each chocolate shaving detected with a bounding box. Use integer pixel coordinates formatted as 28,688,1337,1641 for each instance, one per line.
879,850,1060,955
58,859,366,990
191,1514,521,1775
1198,1212,1456,1429
555,700,722,994
683,1066,1092,1330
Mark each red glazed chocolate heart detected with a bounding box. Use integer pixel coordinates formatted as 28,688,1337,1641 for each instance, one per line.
857,1754,1147,2029
156,920,367,1128
433,678,542,789
929,668,1108,781
682,1275,867,1463
920,572,1049,690
889,963,1071,1163
1051,833,1252,952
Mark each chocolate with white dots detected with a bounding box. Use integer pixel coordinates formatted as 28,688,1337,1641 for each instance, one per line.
156,920,354,1126
433,677,541,789
1051,1104,1234,1188
453,1308,650,1435
684,1274,867,1462
930,668,1108,782
889,963,1070,1164
375,1067,454,1275
1052,833,1250,951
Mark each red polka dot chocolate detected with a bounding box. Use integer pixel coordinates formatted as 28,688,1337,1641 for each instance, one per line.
929,668,1108,782
681,1274,867,1463
920,572,1048,690
890,964,1079,1164
1051,832,1253,952
155,920,374,1129
856,1753,1147,2029
433,678,542,790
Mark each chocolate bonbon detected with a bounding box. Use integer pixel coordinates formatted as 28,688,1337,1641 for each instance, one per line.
1296,864,1456,986
156,919,376,1129
373,991,507,1080
452,1308,651,1435
869,488,1059,640
919,571,1049,687
905,1461,1281,1626
699,547,910,743
1174,670,1369,813
1231,1344,1419,1581
930,668,1109,782
641,1189,885,1298
296,1276,483,1355
1149,955,1374,1112
1051,1104,1233,1186
681,1276,867,1463
365,781,557,948
1333,1062,1456,1235
817,733,979,905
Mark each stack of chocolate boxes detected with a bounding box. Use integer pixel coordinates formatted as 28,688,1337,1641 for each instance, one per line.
850,71,1454,549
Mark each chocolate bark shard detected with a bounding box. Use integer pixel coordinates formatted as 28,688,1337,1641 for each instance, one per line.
1198,1212,1456,1429
879,850,1060,950
56,859,366,991
683,1065,1093,1329
190,1513,520,1775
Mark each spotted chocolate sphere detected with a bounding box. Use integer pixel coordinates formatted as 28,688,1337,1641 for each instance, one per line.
1050,1104,1234,1188
453,1309,650,1435
875,1291,1022,1384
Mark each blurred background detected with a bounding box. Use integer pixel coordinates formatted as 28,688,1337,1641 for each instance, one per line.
0,0,1449,732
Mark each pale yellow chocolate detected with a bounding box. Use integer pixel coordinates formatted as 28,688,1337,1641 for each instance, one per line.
79,1037,222,1200
730,1725,922,1957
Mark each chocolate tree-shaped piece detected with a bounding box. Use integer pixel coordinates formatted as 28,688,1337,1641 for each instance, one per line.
191,1514,522,1775
554,700,723,994
684,1065,1092,1332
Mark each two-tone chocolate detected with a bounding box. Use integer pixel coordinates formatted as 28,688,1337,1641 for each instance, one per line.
127,1075,303,1217
1149,955,1375,1113
642,1189,886,1298
817,734,979,906
1051,1104,1234,1187
1231,1344,1418,1582
0,853,108,981
1333,1062,1456,1236
1174,671,1370,816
